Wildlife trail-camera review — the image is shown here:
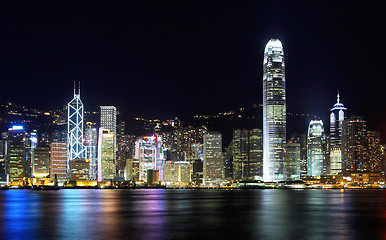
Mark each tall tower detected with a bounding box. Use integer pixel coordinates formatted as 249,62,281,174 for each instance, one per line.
100,106,117,167
330,92,347,147
329,92,347,175
203,132,223,185
307,120,326,177
67,82,86,165
263,39,286,182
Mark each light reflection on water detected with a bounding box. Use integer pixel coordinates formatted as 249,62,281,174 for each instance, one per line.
0,189,384,240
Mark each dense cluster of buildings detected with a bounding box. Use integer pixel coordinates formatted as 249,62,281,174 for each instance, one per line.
0,39,384,188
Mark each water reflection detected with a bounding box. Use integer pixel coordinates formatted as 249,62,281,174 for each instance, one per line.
0,189,384,240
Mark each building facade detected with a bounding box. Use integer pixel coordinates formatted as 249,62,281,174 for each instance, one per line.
307,120,326,177
100,106,117,169
329,92,347,174
203,131,222,185
50,142,67,181
97,128,115,181
67,82,86,170
263,39,286,182
342,116,367,172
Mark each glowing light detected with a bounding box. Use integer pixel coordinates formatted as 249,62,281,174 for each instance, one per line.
9,125,24,131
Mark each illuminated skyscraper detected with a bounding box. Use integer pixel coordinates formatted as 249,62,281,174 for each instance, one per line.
330,92,347,147
67,82,86,164
85,126,98,180
32,143,50,178
135,136,164,181
203,131,222,185
97,128,115,182
307,120,326,177
7,125,26,183
263,39,286,182
329,92,347,175
342,116,367,172
100,106,117,167
50,142,67,181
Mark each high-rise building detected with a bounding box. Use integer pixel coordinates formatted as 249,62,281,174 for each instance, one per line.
263,39,286,182
0,139,7,183
50,142,67,181
330,148,342,175
286,142,301,180
8,125,26,184
307,120,326,177
85,126,98,180
249,129,263,180
25,130,38,180
329,92,347,175
232,129,249,180
232,129,263,180
203,131,222,185
163,161,190,183
97,128,115,182
135,135,164,181
32,143,50,178
367,131,383,172
100,106,117,170
299,133,308,176
330,92,347,147
67,82,86,166
342,116,367,172
69,158,89,181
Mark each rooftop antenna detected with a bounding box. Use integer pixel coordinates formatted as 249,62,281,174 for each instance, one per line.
73,81,76,96
78,81,81,97
337,90,340,104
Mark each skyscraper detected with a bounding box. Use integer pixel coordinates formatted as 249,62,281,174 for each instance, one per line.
67,82,86,163
232,129,263,180
203,131,222,185
85,125,98,180
100,106,117,171
330,92,347,147
8,125,26,184
50,142,67,181
307,120,326,177
32,143,50,178
97,128,115,182
329,92,347,175
342,116,367,172
263,39,286,182
136,136,157,181
232,129,249,180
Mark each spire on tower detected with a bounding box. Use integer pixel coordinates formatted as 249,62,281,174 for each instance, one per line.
337,90,340,104
73,81,76,96
78,81,81,97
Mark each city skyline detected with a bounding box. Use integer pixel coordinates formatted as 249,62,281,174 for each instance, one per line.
0,2,385,135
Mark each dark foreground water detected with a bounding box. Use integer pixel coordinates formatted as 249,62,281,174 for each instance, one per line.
0,189,385,240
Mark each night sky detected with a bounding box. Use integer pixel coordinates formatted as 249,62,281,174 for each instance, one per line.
1,2,386,134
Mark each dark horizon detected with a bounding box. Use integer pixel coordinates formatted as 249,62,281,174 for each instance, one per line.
1,1,386,136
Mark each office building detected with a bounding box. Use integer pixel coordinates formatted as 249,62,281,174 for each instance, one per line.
8,125,26,183
100,106,117,169
286,142,301,180
32,143,50,178
263,39,286,182
203,131,222,185
329,92,347,174
367,131,383,172
97,128,115,181
50,142,67,181
67,82,86,167
307,120,326,177
85,126,98,180
342,116,367,172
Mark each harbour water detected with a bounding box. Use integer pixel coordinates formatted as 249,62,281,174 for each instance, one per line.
0,189,385,240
